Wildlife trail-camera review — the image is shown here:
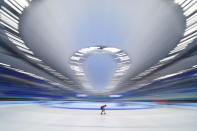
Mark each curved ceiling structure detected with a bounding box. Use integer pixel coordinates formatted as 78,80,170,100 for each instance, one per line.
69,46,131,95
0,0,197,100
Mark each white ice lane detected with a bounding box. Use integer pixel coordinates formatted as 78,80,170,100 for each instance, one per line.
0,103,197,131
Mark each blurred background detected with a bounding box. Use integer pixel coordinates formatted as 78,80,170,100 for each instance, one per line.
0,0,197,102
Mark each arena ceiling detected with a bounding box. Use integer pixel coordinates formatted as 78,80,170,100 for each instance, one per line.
0,0,197,99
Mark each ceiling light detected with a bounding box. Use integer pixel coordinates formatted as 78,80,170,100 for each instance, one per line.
109,94,122,98
4,0,22,14
76,94,88,97
103,47,120,53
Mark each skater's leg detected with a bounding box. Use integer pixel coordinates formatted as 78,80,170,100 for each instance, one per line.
101,109,105,115
104,109,106,114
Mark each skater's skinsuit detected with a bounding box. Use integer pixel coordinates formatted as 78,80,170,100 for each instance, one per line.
100,104,107,115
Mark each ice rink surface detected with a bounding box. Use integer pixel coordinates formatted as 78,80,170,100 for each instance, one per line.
0,102,197,131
